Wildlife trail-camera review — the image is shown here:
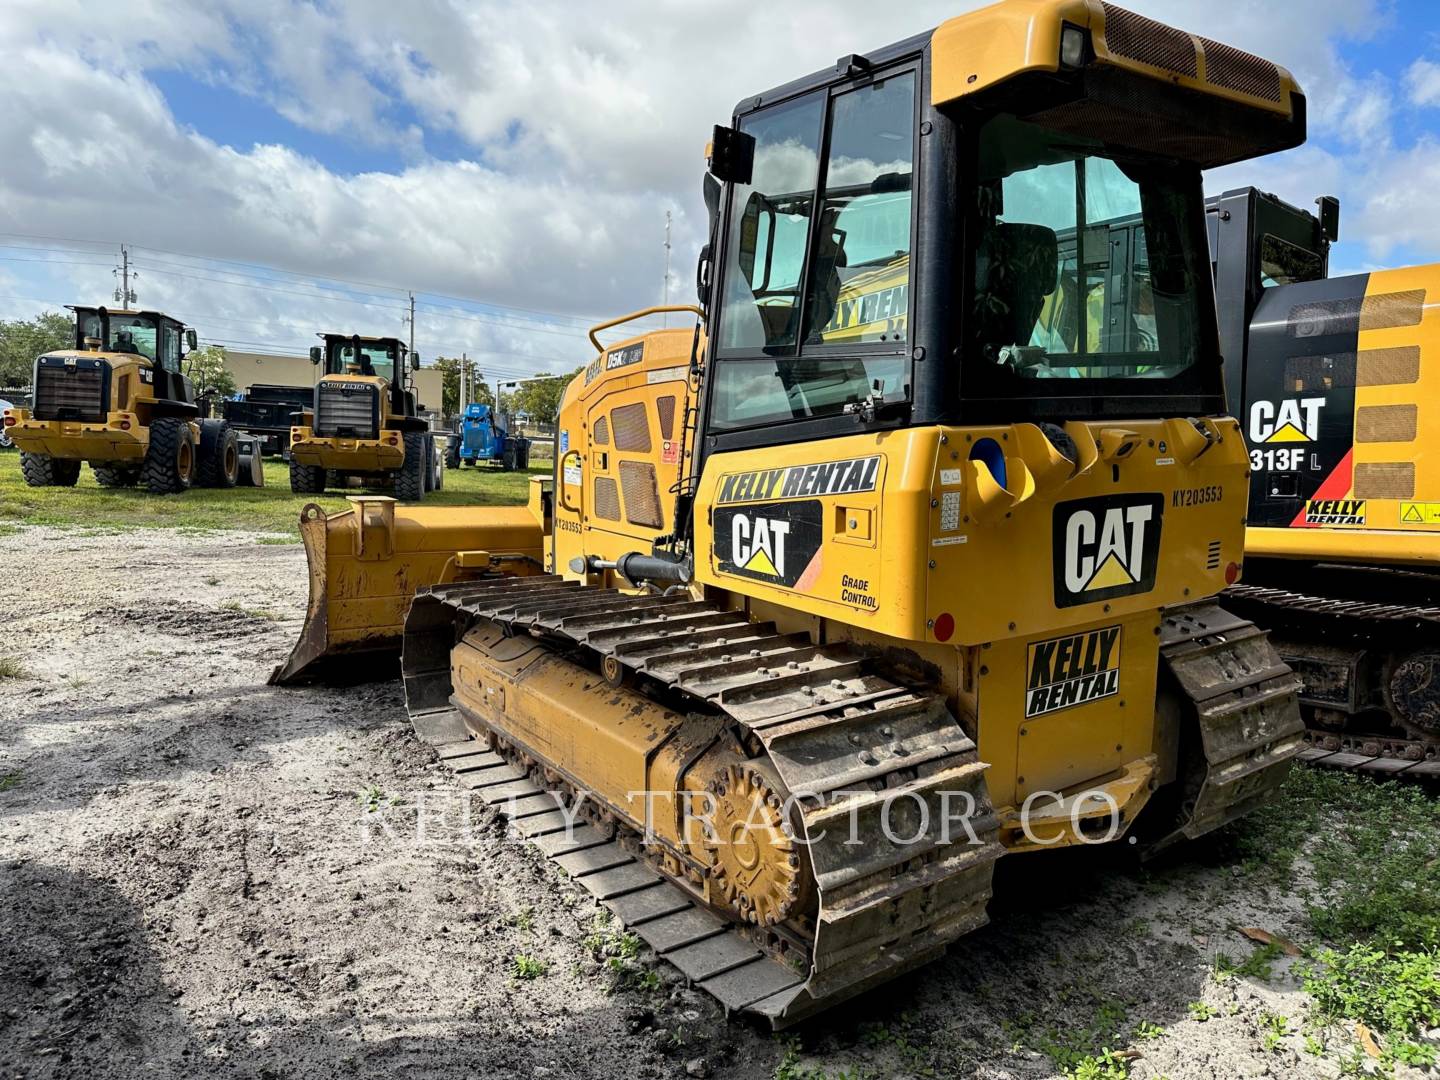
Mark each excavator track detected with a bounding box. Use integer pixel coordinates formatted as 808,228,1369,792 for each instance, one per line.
400,576,1005,1027
1151,604,1307,851
1225,580,1440,778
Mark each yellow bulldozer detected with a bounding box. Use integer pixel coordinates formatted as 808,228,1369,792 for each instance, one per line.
287,333,440,499
271,0,1308,1025
3,306,240,493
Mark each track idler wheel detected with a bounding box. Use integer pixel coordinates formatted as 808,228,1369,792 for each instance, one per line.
704,764,810,927
1387,651,1440,739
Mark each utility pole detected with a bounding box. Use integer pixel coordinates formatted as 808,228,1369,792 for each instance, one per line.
404,290,417,392
113,244,137,307
460,350,469,412
661,211,673,327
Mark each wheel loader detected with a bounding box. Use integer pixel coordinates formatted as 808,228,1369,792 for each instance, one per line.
1197,187,1440,779
270,0,1307,1025
2,306,240,493
287,333,439,500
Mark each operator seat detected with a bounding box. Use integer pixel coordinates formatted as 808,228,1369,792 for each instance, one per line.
974,222,1059,353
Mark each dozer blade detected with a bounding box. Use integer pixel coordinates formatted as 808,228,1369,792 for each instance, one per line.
269,496,545,685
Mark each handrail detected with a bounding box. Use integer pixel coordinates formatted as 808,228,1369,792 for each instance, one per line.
588,305,704,353
557,449,583,514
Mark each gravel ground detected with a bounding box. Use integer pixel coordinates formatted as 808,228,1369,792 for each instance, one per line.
0,525,1424,1079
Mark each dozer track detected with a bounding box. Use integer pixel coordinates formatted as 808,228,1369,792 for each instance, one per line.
401,575,1004,1027
1226,580,1440,778
1151,604,1307,851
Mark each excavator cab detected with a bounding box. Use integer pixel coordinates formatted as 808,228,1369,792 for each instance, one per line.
274,0,1312,1025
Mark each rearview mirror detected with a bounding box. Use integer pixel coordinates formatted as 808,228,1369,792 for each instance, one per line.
1315,195,1340,243
309,346,322,364
185,329,198,351
708,124,754,185
411,352,420,369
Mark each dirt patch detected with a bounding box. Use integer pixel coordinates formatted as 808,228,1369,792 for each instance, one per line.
0,524,1430,1079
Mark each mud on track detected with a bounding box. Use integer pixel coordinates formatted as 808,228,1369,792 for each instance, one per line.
0,526,1423,1079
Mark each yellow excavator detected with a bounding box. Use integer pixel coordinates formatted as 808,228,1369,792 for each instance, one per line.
271,0,1306,1025
1204,186,1440,778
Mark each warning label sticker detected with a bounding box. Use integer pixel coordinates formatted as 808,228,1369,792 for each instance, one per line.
1401,502,1440,525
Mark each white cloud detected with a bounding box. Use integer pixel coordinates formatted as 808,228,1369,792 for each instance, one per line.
0,0,1422,373
1405,57,1440,107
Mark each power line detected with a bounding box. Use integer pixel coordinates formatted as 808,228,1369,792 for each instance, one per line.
0,231,665,332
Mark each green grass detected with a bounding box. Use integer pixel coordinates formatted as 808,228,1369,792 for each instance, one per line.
583,911,660,994
0,656,26,679
0,453,545,536
511,954,548,980
1223,769,1440,1072
1229,767,1440,950
1302,945,1439,1070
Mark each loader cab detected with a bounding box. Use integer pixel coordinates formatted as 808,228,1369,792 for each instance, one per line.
317,335,402,384
696,10,1306,460
65,306,198,408
312,334,418,419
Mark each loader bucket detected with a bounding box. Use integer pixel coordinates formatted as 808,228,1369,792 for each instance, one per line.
269,495,546,685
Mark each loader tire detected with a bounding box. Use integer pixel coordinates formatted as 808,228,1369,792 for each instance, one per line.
92,463,140,488
290,460,328,494
143,418,197,494
421,436,435,494
445,441,460,470
196,419,240,488
394,431,425,502
21,453,81,487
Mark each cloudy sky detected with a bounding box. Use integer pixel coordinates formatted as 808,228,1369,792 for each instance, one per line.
0,0,1436,381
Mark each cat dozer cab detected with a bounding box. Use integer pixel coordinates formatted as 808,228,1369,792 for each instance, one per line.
272,0,1306,1025
287,333,439,500
2,306,239,493
1204,188,1440,778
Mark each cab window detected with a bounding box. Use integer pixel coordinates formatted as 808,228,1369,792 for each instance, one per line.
806,71,914,347
1258,234,1323,287
107,315,158,362
159,322,181,373
718,92,824,352
712,68,916,432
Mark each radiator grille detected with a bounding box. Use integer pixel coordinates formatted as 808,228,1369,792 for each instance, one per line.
1284,353,1354,392
1357,346,1421,386
1359,290,1425,331
315,382,378,439
593,415,609,445
656,395,677,441
593,476,621,521
612,402,651,452
1356,404,1418,443
34,361,105,422
1199,38,1282,102
1287,297,1360,339
620,461,663,528
1354,462,1415,499
1103,4,1197,77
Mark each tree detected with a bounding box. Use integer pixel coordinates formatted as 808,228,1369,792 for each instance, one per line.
184,344,236,399
431,355,493,420
502,368,582,427
0,310,73,387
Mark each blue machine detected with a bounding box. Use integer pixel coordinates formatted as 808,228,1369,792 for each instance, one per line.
446,403,530,470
